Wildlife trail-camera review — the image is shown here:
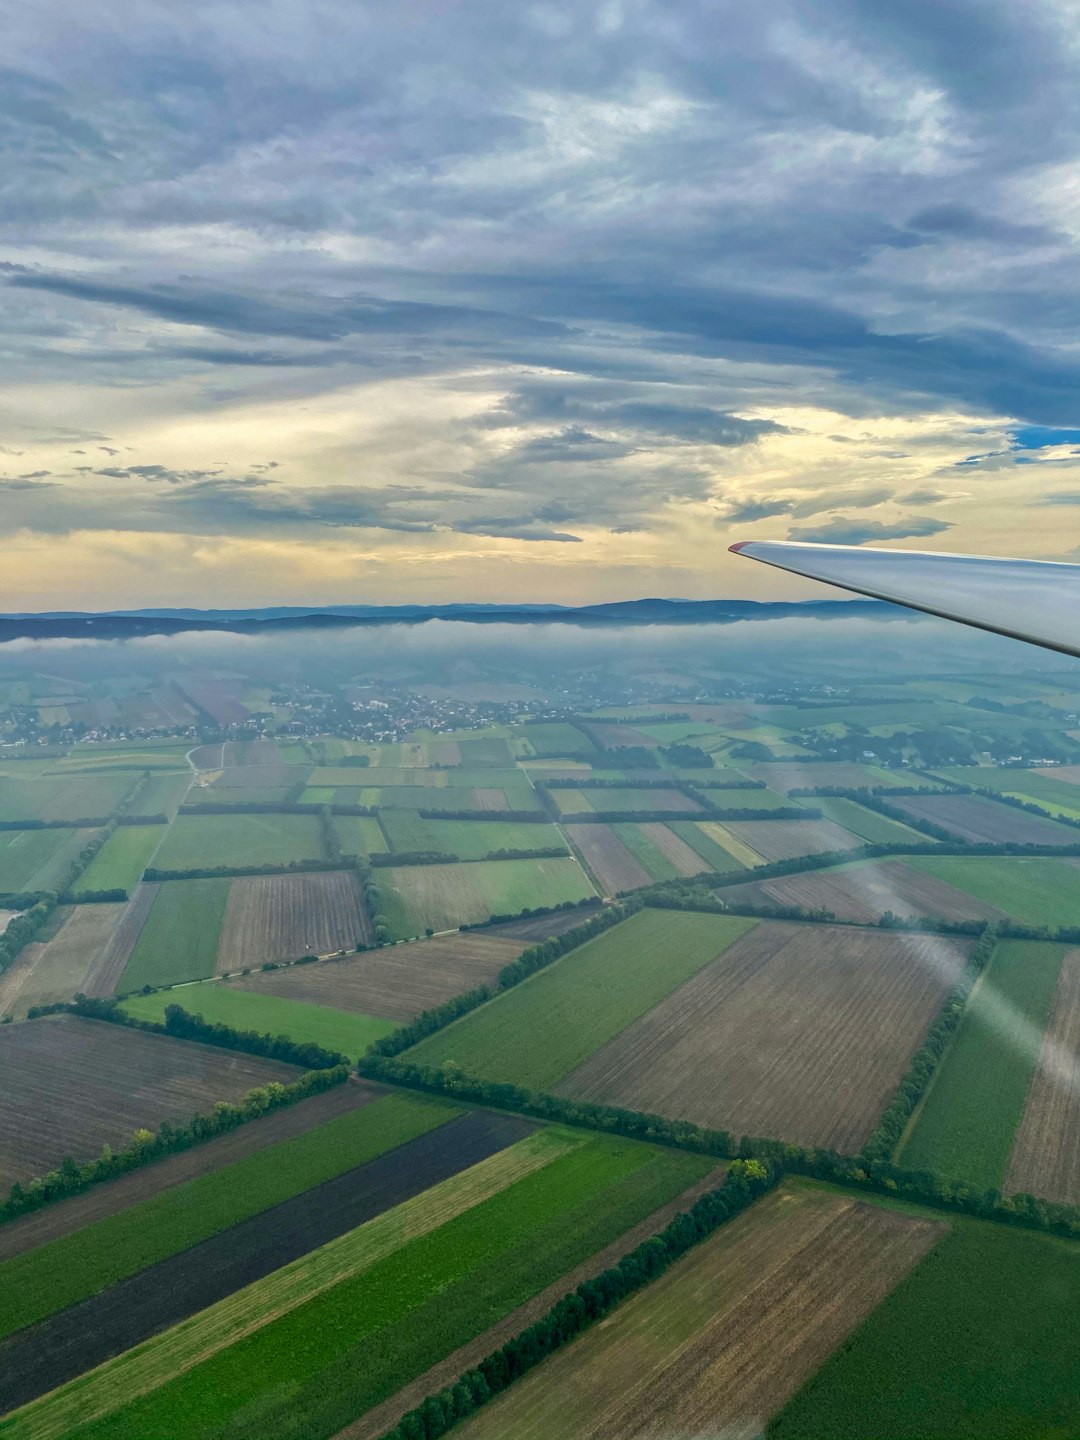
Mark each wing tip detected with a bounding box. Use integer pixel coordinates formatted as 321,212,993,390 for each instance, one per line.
728,541,751,554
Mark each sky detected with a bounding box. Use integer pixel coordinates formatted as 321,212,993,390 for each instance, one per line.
3,0,1080,610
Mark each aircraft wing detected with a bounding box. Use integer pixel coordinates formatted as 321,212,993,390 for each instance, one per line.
729,540,1080,660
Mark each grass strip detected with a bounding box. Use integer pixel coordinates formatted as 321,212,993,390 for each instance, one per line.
0,1092,458,1342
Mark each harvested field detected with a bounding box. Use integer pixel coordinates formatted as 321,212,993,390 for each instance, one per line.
1006,949,1080,1205
889,792,1080,846
343,1162,730,1440
488,905,603,941
237,931,529,1020
0,903,126,1018
92,882,159,993
580,722,660,749
721,817,862,862
0,1014,298,1187
588,786,703,814
217,870,370,970
561,922,970,1151
452,1186,942,1440
211,763,296,791
0,1110,533,1414
636,822,712,876
0,1080,382,1261
0,827,99,895
719,859,1008,923
377,857,594,938
471,787,509,811
565,823,651,894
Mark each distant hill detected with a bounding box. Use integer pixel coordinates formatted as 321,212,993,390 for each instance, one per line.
0,596,889,643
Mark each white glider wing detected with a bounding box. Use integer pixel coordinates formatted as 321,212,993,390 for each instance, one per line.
730,540,1080,660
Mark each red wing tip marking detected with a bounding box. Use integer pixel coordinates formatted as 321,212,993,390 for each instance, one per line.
728,541,751,554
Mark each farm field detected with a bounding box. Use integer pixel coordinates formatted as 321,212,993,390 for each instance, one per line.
721,817,862,862
520,722,597,757
0,1014,298,1187
0,827,99,896
552,786,702,816
564,823,651,893
888,792,1080,846
0,773,135,825
904,855,1080,926
374,784,544,813
672,819,754,870
454,1184,942,1440
152,813,325,871
744,762,945,794
769,1192,1080,1439
332,816,388,855
124,774,191,819
939,766,1080,820
70,825,165,897
15,1130,714,1440
0,904,126,1018
379,812,565,859
612,822,711,880
561,922,968,1151
805,797,929,845
0,1091,455,1341
217,870,370,969
410,909,757,1090
122,984,394,1060
719,858,1007,924
898,941,1066,1190
1005,949,1080,1204
237,930,530,1019
375,857,594,938
117,878,230,990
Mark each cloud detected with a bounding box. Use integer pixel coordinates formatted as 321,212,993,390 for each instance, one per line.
786,516,953,545
897,487,951,503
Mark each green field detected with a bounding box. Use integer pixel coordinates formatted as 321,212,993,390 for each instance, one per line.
122,985,395,1060
0,1092,456,1342
808,797,929,845
125,773,191,819
375,785,545,813
904,855,1080,927
521,722,597,758
940,767,1080,821
0,773,135,824
770,1194,1080,1439
668,820,748,872
118,879,231,990
376,856,594,938
380,811,566,860
153,814,326,871
22,1130,711,1440
610,823,680,880
71,826,166,897
411,909,757,1088
0,827,99,895
897,940,1065,1189
331,815,387,855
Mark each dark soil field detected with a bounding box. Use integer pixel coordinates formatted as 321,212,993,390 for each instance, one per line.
0,1081,383,1261
889,792,1080,846
488,905,603,941
0,1110,535,1414
237,931,530,1019
560,922,970,1151
719,859,1008,923
0,1015,299,1187
217,870,370,970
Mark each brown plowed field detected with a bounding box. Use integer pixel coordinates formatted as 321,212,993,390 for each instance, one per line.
217,870,370,971
0,1080,382,1260
0,1014,299,1187
338,1164,730,1440
722,817,862,862
211,763,294,791
93,882,159,993
0,904,126,1019
488,904,603,940
565,824,651,895
889,792,1079,846
1006,949,1080,1205
0,1110,535,1414
471,788,509,811
720,859,1008,923
637,822,711,877
236,931,529,1020
449,1185,943,1440
580,723,659,749
560,922,969,1150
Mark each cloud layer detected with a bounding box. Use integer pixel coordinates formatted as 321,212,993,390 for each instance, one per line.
2,0,1080,606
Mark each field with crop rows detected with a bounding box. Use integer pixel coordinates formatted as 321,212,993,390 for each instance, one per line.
0,905,127,1018
454,1185,943,1440
720,817,863,862
889,792,1080,846
720,858,1006,924
0,828,99,896
411,909,756,1089
9,1129,713,1440
117,879,231,990
237,929,530,1019
152,813,326,871
0,1014,298,1187
216,870,370,968
807,797,929,845
376,856,593,938
904,855,1080,926
898,941,1066,1189
564,823,652,893
562,922,968,1151
0,774,136,825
